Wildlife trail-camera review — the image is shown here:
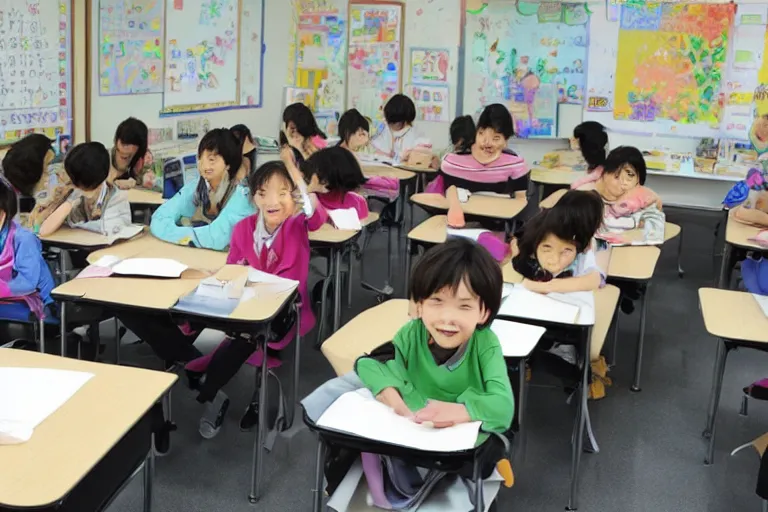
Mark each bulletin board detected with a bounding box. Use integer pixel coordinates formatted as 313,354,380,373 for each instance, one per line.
0,0,74,145
584,2,736,139
462,0,589,139
345,1,405,128
98,0,164,96
159,0,264,115
288,0,347,115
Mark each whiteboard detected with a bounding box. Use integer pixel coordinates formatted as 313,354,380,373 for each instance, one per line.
163,0,240,110
0,0,73,144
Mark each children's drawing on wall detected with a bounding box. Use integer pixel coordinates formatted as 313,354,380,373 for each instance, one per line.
509,82,557,138
410,48,450,84
406,84,450,123
99,0,164,96
613,3,734,127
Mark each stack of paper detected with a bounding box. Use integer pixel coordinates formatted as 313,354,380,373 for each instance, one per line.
329,209,362,230
317,389,481,452
0,367,94,444
77,256,188,279
491,319,546,358
498,284,595,325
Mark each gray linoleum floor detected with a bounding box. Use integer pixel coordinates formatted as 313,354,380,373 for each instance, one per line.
103,206,768,512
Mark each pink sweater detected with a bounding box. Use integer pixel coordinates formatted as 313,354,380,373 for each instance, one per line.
316,190,370,221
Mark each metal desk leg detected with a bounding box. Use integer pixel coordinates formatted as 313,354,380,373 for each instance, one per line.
287,303,301,429
608,307,620,367
631,282,650,392
347,248,353,308
717,243,733,289
704,339,728,465
249,331,271,503
313,439,327,512
143,448,155,512
517,358,527,462
567,329,592,512
677,227,685,277
333,249,342,332
38,316,45,354
403,239,412,298
114,318,121,365
59,250,69,356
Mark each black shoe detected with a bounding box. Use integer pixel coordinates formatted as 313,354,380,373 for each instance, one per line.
153,420,177,457
620,297,635,315
240,401,259,432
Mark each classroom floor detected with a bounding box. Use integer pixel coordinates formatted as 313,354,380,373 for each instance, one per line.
104,207,767,512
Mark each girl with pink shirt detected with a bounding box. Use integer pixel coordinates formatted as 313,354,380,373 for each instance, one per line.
186,160,326,438
570,121,608,190
282,102,328,165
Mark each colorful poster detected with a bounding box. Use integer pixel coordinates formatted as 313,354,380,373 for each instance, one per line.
508,82,557,138
347,3,403,124
162,0,239,111
613,4,735,127
98,0,164,96
406,84,450,123
410,48,450,84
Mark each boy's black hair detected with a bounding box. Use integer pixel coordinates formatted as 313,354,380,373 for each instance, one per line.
450,115,476,152
337,109,370,145
603,146,647,185
477,104,514,139
248,161,296,198
0,175,18,229
573,121,608,171
517,190,604,264
2,134,54,196
409,237,502,328
383,94,417,126
282,103,327,140
197,128,243,180
230,124,254,146
64,142,111,191
114,117,148,172
301,146,367,193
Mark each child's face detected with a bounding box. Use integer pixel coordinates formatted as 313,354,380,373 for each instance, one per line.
536,234,578,275
115,140,138,169
389,122,409,134
283,122,304,147
417,281,490,350
602,164,639,200
254,174,296,231
473,128,506,164
348,128,369,150
198,149,228,185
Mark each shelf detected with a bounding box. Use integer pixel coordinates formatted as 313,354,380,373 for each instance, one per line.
646,169,742,183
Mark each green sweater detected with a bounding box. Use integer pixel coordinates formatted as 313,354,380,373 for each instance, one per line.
355,319,514,434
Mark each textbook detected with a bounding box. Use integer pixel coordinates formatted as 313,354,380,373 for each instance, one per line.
77,256,189,279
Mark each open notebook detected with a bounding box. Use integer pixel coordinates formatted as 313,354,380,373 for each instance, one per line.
318,389,481,452
0,367,94,444
498,283,595,325
77,256,189,279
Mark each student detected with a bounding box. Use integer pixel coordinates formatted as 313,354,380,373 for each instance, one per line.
150,128,254,251
371,93,432,164
297,146,370,221
449,115,476,154
356,237,513,434
231,123,257,180
109,117,149,190
1,134,73,231
38,142,132,237
337,109,370,152
570,121,608,190
282,102,328,164
726,167,768,227
429,104,529,228
0,176,55,323
184,161,327,436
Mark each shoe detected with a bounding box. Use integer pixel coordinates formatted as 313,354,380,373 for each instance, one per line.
620,297,635,315
198,391,230,440
589,356,612,401
240,401,259,432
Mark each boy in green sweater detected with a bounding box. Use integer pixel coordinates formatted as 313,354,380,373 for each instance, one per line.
355,237,514,434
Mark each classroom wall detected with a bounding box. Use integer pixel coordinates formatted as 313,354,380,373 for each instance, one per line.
84,0,292,146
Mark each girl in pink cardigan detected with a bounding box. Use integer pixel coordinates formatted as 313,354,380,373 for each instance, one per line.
570,121,608,190
186,160,326,438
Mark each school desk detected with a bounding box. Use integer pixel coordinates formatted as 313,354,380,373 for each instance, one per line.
531,166,586,203
410,192,527,221
0,349,176,512
540,188,568,209
127,188,165,225
718,213,765,289
361,163,419,233
699,288,768,466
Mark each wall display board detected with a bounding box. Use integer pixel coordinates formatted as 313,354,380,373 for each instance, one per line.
0,0,74,144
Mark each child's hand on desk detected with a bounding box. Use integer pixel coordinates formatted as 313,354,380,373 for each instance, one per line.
376,387,413,419
414,400,471,428
522,278,552,294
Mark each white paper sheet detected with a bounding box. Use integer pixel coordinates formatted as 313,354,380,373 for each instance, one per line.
111,258,188,278
0,367,94,444
446,228,490,243
491,319,546,358
245,268,299,297
329,208,362,230
318,389,481,452
498,285,581,325
753,294,768,317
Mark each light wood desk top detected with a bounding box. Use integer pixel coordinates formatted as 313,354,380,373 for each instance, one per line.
395,164,436,174
607,246,661,280
664,222,681,242
361,164,416,181
321,299,410,376
407,215,451,245
699,288,768,344
127,188,165,206
87,234,227,272
540,188,568,209
39,226,146,249
531,166,586,186
725,212,764,250
309,212,380,245
411,193,527,220
0,350,176,509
